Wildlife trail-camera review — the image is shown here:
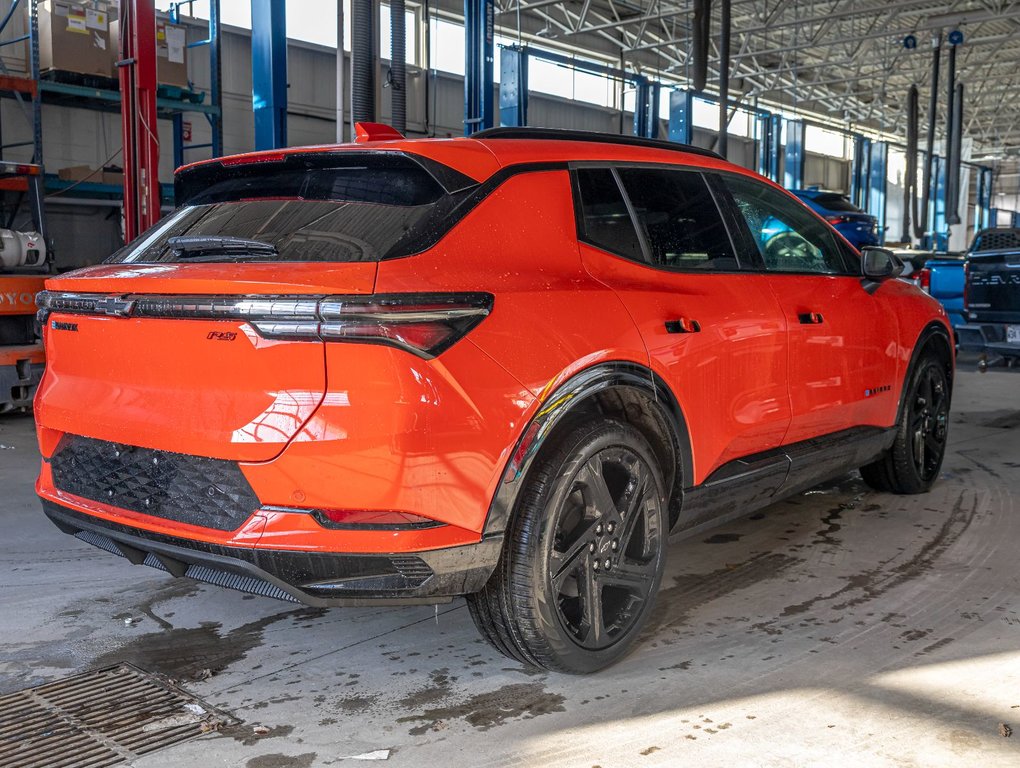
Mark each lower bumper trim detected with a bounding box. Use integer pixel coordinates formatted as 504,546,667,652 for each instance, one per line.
43,500,502,607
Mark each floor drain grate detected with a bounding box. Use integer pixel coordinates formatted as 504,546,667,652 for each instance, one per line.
0,663,234,768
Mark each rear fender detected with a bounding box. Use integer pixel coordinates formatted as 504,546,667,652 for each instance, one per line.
482,362,692,538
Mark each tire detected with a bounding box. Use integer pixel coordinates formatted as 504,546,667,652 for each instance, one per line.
467,418,668,674
860,353,950,494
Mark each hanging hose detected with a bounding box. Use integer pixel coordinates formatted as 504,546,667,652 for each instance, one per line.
717,0,730,158
391,0,406,133
351,0,375,123
917,36,940,241
904,85,918,243
692,0,709,92
944,43,957,225
948,82,964,225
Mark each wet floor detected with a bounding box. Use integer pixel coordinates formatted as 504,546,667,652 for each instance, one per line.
2,367,1019,767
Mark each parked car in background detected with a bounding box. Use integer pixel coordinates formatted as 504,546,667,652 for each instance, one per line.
914,253,967,332
34,127,954,674
791,188,880,249
958,227,1020,365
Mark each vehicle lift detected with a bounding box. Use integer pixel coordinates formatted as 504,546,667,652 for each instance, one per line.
0,161,49,413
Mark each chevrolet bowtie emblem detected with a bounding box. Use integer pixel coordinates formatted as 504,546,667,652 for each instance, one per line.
93,296,136,317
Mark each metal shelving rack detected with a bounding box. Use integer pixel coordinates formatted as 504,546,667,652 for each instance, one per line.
0,0,222,206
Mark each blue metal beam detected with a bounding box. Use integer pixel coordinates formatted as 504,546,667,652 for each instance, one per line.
498,45,528,127
974,166,993,232
464,0,494,135
850,134,871,210
783,119,805,190
668,88,694,145
931,155,948,251
251,0,287,150
867,141,888,245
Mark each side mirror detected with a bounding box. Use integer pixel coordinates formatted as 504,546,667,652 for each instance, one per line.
861,247,904,283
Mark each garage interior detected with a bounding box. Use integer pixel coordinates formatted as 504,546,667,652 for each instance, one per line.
1,0,1019,766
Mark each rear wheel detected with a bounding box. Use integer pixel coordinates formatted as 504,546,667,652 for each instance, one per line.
860,353,950,494
468,419,667,674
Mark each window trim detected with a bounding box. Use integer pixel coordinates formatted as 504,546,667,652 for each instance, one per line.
570,161,751,275
708,169,862,278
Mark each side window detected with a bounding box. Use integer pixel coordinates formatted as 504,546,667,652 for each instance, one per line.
575,168,645,263
721,173,849,274
616,168,738,270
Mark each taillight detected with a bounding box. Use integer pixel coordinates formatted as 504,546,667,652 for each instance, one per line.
317,294,493,357
36,291,493,359
826,215,853,225
918,267,931,293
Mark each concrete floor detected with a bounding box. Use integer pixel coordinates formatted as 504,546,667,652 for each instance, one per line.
2,366,1019,768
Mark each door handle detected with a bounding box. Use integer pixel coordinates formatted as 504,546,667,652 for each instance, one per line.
665,318,701,334
798,312,824,325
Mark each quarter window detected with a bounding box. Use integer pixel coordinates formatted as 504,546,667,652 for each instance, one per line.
616,168,737,270
720,174,848,274
575,168,645,263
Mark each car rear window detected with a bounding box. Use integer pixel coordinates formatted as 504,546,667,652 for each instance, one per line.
809,193,863,214
108,154,470,264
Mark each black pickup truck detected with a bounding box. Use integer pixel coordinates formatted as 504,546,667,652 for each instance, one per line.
958,227,1020,364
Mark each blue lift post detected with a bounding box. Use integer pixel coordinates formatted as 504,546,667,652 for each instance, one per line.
867,141,888,245
668,88,694,144
757,113,781,181
783,119,805,190
171,0,223,167
930,155,949,251
251,0,287,150
974,166,993,232
497,46,658,138
464,0,494,136
850,134,871,210
499,45,528,128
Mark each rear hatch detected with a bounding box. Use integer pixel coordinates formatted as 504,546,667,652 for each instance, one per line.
966,228,1020,325
810,192,876,231
36,151,473,462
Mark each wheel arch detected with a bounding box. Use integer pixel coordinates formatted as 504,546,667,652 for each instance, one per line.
897,321,955,424
482,362,693,538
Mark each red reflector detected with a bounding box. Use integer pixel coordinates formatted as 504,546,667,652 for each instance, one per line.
221,152,287,166
319,509,437,527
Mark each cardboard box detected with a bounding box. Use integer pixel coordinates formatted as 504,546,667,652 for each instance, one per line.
57,165,99,182
36,1,117,79
111,14,189,89
101,170,124,186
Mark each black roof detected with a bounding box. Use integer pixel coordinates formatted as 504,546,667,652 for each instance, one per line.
473,127,725,161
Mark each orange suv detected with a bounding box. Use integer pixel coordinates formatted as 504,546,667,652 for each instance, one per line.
34,126,953,673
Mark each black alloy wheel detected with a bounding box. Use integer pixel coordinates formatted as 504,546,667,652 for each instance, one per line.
468,419,668,674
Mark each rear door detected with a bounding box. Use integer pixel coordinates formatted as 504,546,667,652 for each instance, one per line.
574,164,790,485
715,172,900,444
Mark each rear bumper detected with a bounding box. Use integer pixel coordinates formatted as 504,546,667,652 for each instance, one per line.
42,499,502,606
957,322,1020,358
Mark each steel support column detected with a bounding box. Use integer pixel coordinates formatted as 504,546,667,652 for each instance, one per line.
499,45,528,127
783,119,805,190
252,0,287,150
850,134,871,210
668,88,694,145
756,113,781,181
974,166,993,232
118,0,161,242
464,0,494,135
930,156,948,251
867,141,888,245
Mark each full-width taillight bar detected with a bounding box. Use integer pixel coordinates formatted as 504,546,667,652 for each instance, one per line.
36,291,493,358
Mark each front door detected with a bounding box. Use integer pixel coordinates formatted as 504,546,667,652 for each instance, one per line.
715,172,900,445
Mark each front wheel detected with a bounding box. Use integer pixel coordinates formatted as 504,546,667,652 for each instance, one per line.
468,419,668,674
860,353,950,494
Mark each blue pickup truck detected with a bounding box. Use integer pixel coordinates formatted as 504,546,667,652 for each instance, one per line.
956,228,1020,364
